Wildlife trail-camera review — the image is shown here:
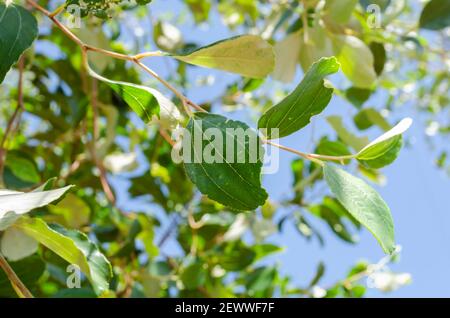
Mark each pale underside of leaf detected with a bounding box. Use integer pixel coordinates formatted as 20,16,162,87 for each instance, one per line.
0,185,74,230
173,35,275,78
356,117,413,159
14,218,112,295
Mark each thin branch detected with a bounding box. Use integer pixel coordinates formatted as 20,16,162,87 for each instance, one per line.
89,76,118,207
0,56,26,179
25,0,355,167
25,0,202,116
0,254,34,298
263,139,355,164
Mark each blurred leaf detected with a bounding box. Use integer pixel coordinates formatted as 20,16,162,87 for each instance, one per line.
345,87,372,109
327,116,369,151
298,24,334,72
331,35,377,88
370,42,387,76
186,0,211,23
1,227,38,261
324,0,358,23
273,32,301,83
48,193,91,229
353,107,391,131
180,261,206,290
419,0,450,30
0,255,45,298
153,21,183,52
3,151,40,190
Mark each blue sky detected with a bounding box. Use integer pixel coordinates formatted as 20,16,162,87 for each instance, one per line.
104,0,450,297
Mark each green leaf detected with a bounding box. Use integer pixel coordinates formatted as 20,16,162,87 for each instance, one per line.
369,42,387,76
48,193,91,229
0,255,45,298
356,118,412,168
316,138,352,160
327,116,369,151
172,35,275,78
184,113,268,211
153,20,183,52
309,196,359,243
180,261,206,290
353,107,391,131
14,218,112,295
3,151,40,190
0,3,38,83
331,35,377,88
323,163,395,254
298,25,334,72
0,185,73,231
273,32,301,83
345,87,372,109
108,82,162,124
186,0,211,23
88,67,179,126
324,0,358,23
258,57,340,139
419,0,450,30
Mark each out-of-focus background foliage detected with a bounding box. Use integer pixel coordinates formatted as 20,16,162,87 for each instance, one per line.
0,0,449,297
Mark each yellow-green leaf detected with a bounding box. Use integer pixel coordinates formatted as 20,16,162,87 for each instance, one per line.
172,35,275,78
14,218,112,295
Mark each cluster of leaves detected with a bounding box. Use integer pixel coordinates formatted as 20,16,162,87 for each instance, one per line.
0,0,447,298
65,0,152,19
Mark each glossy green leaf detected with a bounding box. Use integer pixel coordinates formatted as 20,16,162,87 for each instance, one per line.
419,0,450,30
184,113,268,211
88,67,179,126
0,185,73,231
107,82,162,124
323,163,395,254
356,118,412,168
258,57,340,139
14,218,112,295
172,35,275,78
0,3,38,83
